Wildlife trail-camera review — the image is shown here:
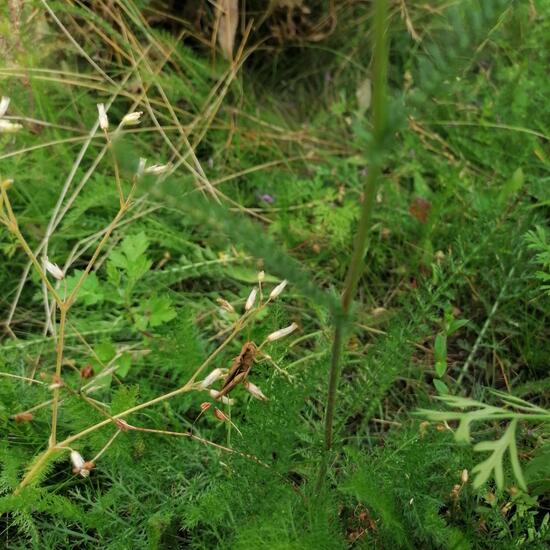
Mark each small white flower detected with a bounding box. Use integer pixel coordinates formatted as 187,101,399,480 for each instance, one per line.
0,120,23,133
269,280,288,300
266,322,298,342
244,380,267,401
145,163,172,176
200,368,224,389
245,287,258,311
70,450,85,474
97,103,109,131
257,271,265,283
0,96,10,118
209,389,234,405
121,111,143,126
44,257,64,280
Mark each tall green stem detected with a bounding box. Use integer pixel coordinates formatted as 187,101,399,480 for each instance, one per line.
318,0,389,486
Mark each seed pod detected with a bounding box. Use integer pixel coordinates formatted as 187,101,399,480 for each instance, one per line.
200,368,224,389
269,280,288,300
216,298,235,313
0,96,10,117
70,450,86,474
80,364,94,379
97,103,109,131
244,380,267,401
44,257,64,280
245,287,258,311
266,322,298,342
214,407,228,422
14,412,33,423
209,389,234,405
121,111,143,126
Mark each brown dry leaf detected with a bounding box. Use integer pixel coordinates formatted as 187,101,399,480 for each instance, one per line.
217,0,239,61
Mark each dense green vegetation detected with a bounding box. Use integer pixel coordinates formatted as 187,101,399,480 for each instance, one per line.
1,0,549,548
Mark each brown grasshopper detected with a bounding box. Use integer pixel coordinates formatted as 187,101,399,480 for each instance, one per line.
215,341,258,399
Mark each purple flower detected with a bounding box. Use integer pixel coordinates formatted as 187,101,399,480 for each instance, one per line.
259,193,275,204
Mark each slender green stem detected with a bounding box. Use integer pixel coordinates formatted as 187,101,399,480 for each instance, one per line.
49,306,67,447
318,0,389,488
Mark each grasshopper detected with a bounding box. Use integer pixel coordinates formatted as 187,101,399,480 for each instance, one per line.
215,341,258,399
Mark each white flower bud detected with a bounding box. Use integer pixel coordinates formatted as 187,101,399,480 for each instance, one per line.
137,157,147,177
245,287,258,311
97,103,109,131
258,271,265,283
266,322,298,342
461,469,469,484
244,380,267,401
0,120,23,133
269,280,288,300
200,368,224,389
121,111,143,126
209,389,234,405
145,163,172,176
70,450,86,474
0,96,10,118
44,257,64,280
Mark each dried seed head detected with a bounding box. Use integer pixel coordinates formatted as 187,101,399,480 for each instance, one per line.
200,368,224,389
266,322,298,342
145,163,172,176
97,103,109,131
121,111,143,126
213,407,228,422
0,96,10,118
269,280,288,300
257,270,265,283
461,469,469,484
14,412,33,423
80,364,94,379
44,257,64,280
245,287,258,311
216,297,235,313
0,120,23,133
244,380,267,401
70,450,86,474
209,389,234,405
